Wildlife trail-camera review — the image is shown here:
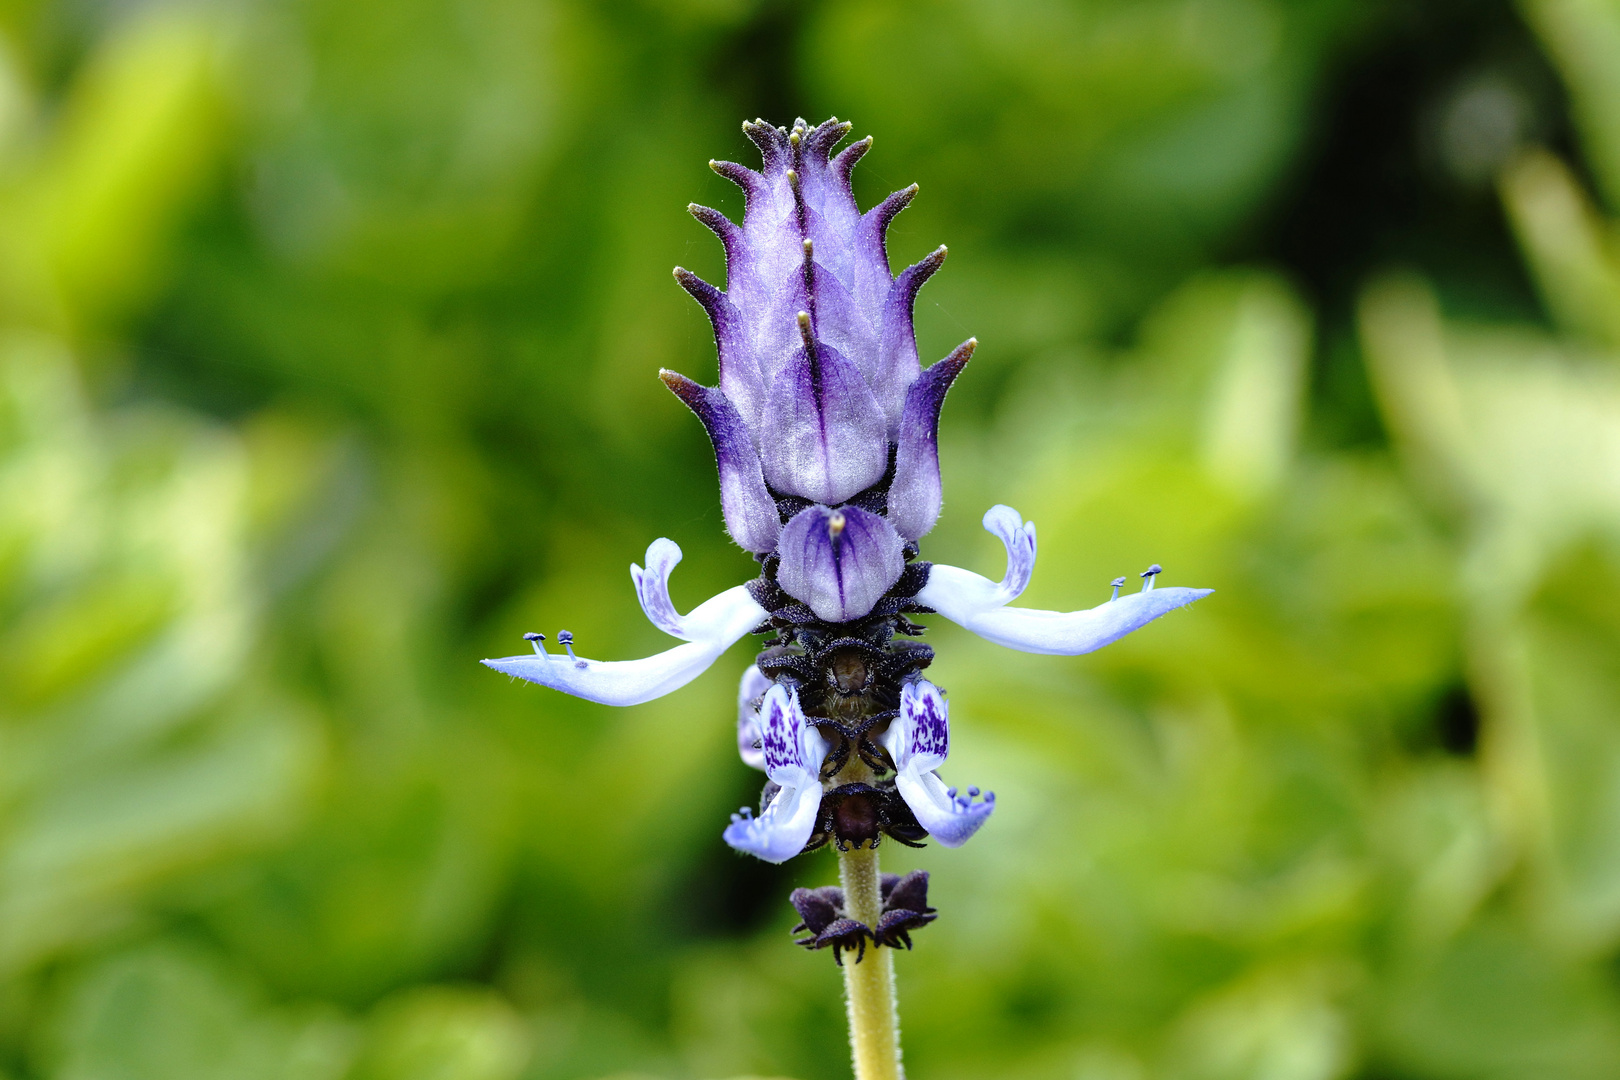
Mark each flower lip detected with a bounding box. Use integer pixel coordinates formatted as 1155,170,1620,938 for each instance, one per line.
481,538,767,706
915,504,1212,655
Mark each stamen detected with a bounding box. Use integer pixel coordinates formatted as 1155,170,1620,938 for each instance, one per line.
557,629,584,667
1109,576,1126,601
946,787,957,799
1140,564,1162,592
523,631,549,659
967,786,980,797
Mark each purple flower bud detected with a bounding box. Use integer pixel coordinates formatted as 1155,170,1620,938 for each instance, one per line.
758,312,888,505
776,503,904,623
674,117,966,529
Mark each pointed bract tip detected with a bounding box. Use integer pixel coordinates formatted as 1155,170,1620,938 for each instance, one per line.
658,368,697,399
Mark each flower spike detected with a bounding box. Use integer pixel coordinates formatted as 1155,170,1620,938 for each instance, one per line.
490,120,1213,906
917,505,1212,655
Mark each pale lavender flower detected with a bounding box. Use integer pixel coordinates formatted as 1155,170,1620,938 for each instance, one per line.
483,118,1212,881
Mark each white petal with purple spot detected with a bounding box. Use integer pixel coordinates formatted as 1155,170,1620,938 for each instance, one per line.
724,684,828,862
878,678,994,848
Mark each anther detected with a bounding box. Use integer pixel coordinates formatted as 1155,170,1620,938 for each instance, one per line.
557,630,581,665
967,786,980,797
946,787,958,799
1110,576,1126,601
523,631,549,659
827,511,846,538
1140,564,1162,592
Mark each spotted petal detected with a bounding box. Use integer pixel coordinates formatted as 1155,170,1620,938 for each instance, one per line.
878,679,993,847
916,505,1212,655
724,684,828,862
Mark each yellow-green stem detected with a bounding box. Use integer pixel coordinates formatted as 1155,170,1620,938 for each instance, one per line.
838,842,903,1080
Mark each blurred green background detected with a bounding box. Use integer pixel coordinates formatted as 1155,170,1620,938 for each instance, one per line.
3,0,1620,1077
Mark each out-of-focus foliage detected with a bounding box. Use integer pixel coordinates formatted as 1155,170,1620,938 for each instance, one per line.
1,0,1619,1078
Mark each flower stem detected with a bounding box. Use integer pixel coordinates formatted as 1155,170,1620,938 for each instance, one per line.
838,843,903,1080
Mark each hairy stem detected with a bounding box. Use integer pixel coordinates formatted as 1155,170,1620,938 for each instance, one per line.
838,842,903,1079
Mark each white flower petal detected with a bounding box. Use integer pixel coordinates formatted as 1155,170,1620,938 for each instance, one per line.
722,778,824,863
631,538,687,638
736,664,770,771
481,583,765,706
921,582,1214,655
916,504,1212,655
894,768,995,848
